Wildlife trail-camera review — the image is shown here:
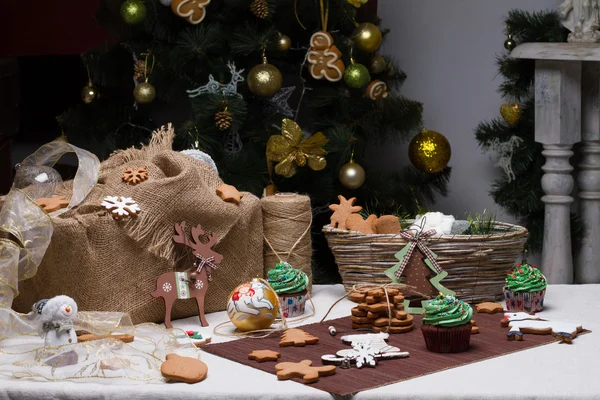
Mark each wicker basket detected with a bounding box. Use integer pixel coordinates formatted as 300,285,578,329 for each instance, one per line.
322,222,528,303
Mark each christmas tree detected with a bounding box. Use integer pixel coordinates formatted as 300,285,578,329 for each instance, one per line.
58,0,451,282
474,9,583,254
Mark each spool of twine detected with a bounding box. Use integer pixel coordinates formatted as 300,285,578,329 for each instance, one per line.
261,193,313,290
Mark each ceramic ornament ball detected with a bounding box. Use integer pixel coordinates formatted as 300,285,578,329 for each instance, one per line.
226,279,279,332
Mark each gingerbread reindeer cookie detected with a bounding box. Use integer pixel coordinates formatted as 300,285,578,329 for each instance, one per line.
307,31,345,82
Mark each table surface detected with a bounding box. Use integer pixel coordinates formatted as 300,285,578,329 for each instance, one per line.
0,284,597,400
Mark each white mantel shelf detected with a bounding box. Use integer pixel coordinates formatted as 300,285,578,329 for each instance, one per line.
511,42,600,61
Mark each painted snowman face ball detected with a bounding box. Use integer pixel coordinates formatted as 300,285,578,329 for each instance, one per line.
57,303,76,319
226,279,278,332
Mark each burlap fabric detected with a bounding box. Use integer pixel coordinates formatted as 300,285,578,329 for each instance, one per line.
12,128,263,324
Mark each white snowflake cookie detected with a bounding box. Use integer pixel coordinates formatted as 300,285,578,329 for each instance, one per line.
101,196,141,219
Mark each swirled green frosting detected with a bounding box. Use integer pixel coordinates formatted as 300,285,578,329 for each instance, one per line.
267,261,309,294
422,293,473,327
505,263,547,292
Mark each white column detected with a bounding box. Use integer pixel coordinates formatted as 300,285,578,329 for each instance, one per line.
576,62,600,283
534,60,581,284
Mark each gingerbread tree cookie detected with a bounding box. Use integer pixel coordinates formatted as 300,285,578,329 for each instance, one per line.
329,195,362,230
275,360,336,383
307,31,345,82
279,328,319,347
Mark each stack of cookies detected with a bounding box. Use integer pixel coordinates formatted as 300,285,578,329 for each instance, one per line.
349,288,414,333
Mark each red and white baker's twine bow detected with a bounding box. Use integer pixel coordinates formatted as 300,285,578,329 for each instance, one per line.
395,229,442,279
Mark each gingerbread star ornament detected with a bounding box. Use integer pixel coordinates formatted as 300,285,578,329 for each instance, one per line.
329,195,362,230
216,183,242,204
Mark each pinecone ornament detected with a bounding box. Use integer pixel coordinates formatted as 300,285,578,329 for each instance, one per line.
250,0,269,19
215,110,233,131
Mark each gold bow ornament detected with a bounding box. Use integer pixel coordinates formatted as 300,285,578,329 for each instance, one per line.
266,119,328,178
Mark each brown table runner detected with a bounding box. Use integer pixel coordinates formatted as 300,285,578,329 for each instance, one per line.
202,313,576,396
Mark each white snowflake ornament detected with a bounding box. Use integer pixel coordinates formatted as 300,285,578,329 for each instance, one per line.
349,341,377,368
101,196,141,220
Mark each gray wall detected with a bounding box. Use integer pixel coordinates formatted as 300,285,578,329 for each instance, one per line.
377,0,561,223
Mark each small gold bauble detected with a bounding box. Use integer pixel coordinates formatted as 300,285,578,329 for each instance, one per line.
339,160,366,189
248,61,283,97
369,54,387,74
277,35,292,51
504,36,516,51
121,0,147,25
344,63,371,88
81,84,97,104
133,82,156,104
409,129,451,174
500,103,521,126
227,280,279,332
352,22,383,53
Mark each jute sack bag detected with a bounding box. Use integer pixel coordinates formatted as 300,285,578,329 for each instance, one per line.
12,126,263,324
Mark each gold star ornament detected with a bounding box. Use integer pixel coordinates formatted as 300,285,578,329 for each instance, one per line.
266,119,328,178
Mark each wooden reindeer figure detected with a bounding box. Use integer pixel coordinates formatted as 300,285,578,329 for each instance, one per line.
501,312,584,343
151,222,223,328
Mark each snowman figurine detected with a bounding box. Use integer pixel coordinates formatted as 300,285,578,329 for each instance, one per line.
35,295,79,347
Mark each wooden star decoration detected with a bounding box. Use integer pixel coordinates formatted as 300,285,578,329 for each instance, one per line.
248,350,281,362
216,183,242,204
329,195,362,230
35,196,70,213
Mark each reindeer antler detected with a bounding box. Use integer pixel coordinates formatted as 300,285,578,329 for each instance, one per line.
205,231,217,247
173,222,189,247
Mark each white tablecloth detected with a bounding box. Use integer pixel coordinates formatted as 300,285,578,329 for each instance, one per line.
0,284,598,400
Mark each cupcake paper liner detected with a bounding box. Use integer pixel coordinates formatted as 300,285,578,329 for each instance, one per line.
421,323,472,353
503,288,545,312
278,290,307,318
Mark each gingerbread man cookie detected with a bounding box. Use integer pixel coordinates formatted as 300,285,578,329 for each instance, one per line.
171,0,211,24
329,195,362,230
346,214,377,234
307,31,345,82
275,360,336,383
280,328,319,347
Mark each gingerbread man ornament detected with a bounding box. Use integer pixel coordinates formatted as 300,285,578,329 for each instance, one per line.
307,31,345,82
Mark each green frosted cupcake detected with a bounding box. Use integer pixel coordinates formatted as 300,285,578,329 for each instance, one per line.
421,293,473,353
504,263,547,312
267,261,309,318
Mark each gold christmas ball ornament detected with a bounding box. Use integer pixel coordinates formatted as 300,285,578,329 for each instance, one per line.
344,63,371,88
500,103,521,126
121,0,147,25
409,129,451,174
339,160,366,189
133,82,156,104
81,84,97,104
504,34,517,51
247,59,283,97
352,22,383,53
277,34,292,52
369,54,387,74
227,279,279,332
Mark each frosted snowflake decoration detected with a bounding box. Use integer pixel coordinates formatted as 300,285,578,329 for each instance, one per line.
163,283,172,292
101,196,141,219
349,341,377,368
194,280,204,290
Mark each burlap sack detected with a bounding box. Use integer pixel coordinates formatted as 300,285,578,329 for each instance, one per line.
12,128,263,324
